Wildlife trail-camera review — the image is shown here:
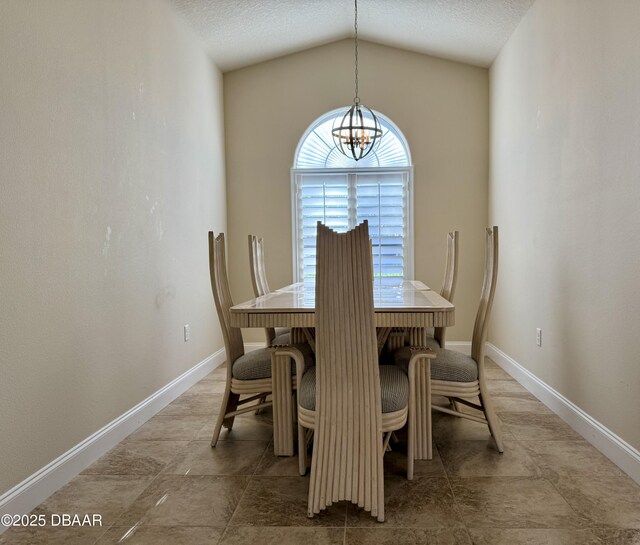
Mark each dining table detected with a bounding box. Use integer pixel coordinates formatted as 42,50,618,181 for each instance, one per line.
230,279,455,456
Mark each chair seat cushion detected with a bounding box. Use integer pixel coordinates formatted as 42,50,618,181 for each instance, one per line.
420,336,441,352
275,327,290,337
232,344,314,381
298,365,408,413
232,348,274,380
394,346,478,382
271,332,291,346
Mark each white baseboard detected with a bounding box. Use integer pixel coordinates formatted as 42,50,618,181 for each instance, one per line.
0,348,225,533
486,343,640,485
445,341,471,355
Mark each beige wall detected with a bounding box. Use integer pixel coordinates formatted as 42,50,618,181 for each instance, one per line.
490,0,640,449
0,0,226,493
224,40,489,342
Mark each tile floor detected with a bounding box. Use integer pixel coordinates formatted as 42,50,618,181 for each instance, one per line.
2,358,640,544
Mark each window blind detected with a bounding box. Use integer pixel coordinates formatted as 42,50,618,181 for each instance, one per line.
294,170,409,283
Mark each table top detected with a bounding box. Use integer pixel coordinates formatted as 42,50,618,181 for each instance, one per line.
231,281,454,328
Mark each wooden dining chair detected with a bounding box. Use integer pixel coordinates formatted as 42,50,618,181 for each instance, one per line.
275,221,434,522
209,232,307,448
394,226,504,453
248,234,290,346
406,230,459,350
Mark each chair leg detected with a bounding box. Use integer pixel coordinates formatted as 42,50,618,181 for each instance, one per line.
408,378,416,480
255,394,268,414
211,390,239,447
222,392,240,430
383,431,393,452
298,423,307,476
480,392,504,453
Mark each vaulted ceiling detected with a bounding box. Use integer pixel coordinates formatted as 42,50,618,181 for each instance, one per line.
168,0,535,72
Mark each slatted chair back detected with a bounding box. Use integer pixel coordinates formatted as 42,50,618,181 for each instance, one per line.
209,232,245,368
309,220,385,521
434,231,459,347
248,234,277,345
471,226,499,365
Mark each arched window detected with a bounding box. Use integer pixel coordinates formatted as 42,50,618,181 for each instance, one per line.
291,108,414,285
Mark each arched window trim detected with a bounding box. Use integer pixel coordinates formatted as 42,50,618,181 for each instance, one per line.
291,108,414,283
293,107,412,169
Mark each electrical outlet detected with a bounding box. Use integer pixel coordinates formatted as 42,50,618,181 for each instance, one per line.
536,328,542,347
184,324,190,342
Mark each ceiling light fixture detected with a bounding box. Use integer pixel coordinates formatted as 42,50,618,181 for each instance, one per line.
331,0,382,161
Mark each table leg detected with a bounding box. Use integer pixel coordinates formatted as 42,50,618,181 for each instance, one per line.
271,352,294,456
414,360,432,460
290,327,306,344
386,327,406,352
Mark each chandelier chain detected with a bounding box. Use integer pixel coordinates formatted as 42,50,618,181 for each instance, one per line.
354,0,359,103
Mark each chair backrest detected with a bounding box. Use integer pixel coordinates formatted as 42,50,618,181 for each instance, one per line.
309,220,384,520
209,232,245,368
248,234,270,297
471,226,499,365
434,230,459,347
248,234,276,344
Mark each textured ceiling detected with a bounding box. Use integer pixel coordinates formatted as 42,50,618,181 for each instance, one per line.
167,0,535,72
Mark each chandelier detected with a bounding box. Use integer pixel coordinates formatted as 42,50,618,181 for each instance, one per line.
331,0,382,161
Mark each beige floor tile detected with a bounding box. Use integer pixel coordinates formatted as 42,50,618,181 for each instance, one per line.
12,353,640,544
229,476,346,527
382,444,448,479
162,440,268,476
449,476,589,528
484,366,514,381
81,441,188,476
186,381,228,395
158,393,222,417
117,475,248,528
521,440,626,478
199,367,228,382
346,476,463,528
590,529,640,544
438,439,541,477
490,391,553,413
255,448,306,476
345,527,472,544
499,411,583,441
127,415,211,442
220,527,345,545
432,413,513,445
96,525,224,544
551,473,640,528
32,475,154,528
486,380,530,394
467,528,640,544
483,358,500,369
0,525,106,545
197,414,274,442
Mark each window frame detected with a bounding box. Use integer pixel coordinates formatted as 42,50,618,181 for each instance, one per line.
291,108,414,284
290,166,414,283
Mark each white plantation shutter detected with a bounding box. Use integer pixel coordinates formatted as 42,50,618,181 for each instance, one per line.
356,172,408,286
296,174,350,280
294,170,411,282
292,108,413,282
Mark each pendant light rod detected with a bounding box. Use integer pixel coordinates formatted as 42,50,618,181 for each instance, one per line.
331,0,382,161
354,0,359,103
